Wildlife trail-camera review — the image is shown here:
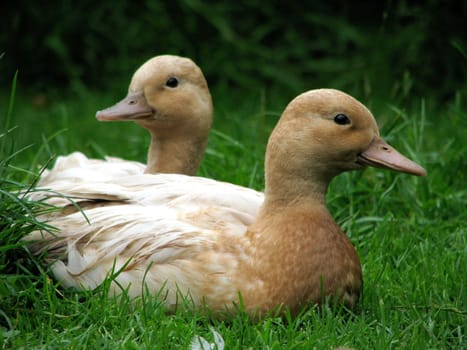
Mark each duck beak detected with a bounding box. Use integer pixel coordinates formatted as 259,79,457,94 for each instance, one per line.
96,92,154,121
357,136,426,176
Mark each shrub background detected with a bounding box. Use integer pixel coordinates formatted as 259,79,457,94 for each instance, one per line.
2,0,466,103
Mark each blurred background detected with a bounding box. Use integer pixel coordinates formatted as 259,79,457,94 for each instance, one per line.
2,0,465,102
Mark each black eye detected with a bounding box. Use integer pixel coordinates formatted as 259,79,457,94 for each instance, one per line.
165,77,179,88
334,114,351,125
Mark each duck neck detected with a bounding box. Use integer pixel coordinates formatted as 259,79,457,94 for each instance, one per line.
262,168,330,210
145,133,207,175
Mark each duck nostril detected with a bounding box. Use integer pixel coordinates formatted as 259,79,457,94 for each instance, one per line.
382,146,389,151
128,100,137,105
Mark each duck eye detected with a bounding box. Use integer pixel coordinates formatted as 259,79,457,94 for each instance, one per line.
334,114,351,125
165,77,179,88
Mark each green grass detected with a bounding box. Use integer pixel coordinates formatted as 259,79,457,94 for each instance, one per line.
0,81,465,349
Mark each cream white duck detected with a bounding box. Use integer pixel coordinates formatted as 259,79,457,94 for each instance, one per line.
36,54,213,193
26,89,426,317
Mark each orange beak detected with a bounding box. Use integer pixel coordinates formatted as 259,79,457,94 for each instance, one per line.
357,136,426,176
96,91,153,121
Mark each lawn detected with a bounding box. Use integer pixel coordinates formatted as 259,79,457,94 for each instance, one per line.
0,75,465,349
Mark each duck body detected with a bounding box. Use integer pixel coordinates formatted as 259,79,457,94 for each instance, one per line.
27,89,426,317
28,175,357,315
244,204,362,314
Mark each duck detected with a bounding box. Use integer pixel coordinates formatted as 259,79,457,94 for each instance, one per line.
26,89,426,317
27,54,263,216
36,54,213,192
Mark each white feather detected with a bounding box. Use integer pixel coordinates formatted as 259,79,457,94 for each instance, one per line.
25,163,264,308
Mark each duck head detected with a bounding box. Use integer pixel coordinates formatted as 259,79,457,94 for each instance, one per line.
264,89,426,199
96,55,212,136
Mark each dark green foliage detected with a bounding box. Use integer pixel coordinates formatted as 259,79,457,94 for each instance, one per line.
1,0,466,102
0,75,53,333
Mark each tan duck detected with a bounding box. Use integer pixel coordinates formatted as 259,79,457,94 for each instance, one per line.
37,54,213,193
26,89,426,317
